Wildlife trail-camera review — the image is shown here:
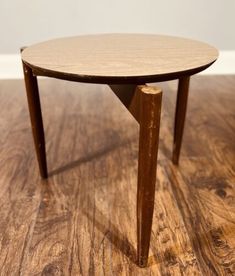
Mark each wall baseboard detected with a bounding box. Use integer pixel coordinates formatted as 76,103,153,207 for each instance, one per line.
0,51,234,79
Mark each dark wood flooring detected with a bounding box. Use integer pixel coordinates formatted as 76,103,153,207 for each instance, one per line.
0,76,234,275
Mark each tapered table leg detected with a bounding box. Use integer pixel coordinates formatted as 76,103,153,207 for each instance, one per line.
172,76,190,165
22,61,48,178
136,86,162,267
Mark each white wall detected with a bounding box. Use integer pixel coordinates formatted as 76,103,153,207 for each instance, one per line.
0,0,235,53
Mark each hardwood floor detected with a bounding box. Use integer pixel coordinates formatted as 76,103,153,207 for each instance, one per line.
0,76,234,275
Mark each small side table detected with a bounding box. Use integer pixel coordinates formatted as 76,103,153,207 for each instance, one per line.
21,34,218,267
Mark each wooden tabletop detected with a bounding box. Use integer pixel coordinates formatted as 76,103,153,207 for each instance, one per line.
21,34,218,84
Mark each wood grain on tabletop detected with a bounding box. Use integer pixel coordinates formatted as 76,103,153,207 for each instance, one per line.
21,34,218,83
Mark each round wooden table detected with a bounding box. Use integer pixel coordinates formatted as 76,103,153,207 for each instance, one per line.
21,34,218,267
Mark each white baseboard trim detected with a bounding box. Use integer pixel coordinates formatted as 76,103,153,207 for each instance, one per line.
0,51,234,79
199,51,235,75
0,55,24,79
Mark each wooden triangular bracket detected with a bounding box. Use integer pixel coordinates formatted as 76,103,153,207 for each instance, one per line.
109,84,162,124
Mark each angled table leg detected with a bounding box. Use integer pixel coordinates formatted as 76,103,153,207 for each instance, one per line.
172,76,190,164
136,86,162,267
109,84,162,267
22,61,48,178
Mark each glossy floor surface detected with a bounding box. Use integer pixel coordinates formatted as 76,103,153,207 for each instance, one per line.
0,76,234,275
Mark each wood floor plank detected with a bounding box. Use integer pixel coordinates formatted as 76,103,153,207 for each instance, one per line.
164,76,235,275
167,157,235,275
0,76,234,275
0,80,42,275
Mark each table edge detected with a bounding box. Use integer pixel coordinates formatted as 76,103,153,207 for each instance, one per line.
21,59,217,84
